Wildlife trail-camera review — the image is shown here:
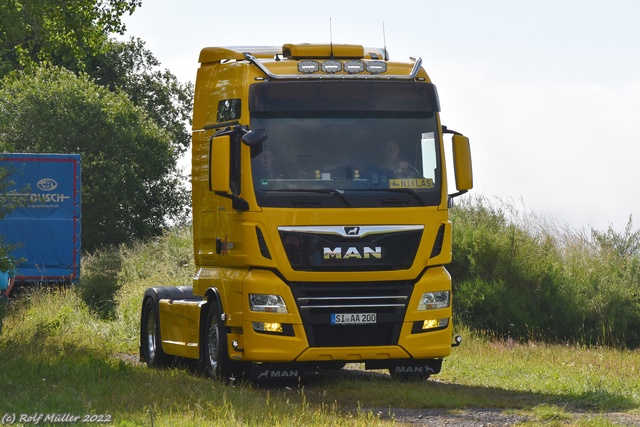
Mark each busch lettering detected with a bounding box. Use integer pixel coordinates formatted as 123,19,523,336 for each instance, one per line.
323,246,382,260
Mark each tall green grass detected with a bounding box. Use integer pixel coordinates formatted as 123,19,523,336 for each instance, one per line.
451,195,640,348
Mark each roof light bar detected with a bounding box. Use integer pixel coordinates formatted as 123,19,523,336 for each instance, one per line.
245,53,423,80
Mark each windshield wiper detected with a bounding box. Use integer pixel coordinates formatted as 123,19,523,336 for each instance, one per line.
270,188,352,207
353,188,427,206
393,188,426,206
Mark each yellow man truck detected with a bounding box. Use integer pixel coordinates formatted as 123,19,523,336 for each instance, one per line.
140,43,473,381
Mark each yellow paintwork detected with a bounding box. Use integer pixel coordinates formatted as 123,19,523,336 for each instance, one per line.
158,43,470,364
282,43,364,58
158,299,201,359
453,135,474,190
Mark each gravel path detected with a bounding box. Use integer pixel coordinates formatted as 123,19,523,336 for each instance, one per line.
367,407,640,426
368,407,530,426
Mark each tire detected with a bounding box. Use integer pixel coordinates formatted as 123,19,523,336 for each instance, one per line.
203,303,233,382
141,298,169,367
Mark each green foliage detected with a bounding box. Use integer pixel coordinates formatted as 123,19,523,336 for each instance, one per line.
78,247,123,319
451,195,640,348
87,38,194,156
79,226,195,350
0,65,190,250
0,162,30,268
0,2,193,252
0,0,140,78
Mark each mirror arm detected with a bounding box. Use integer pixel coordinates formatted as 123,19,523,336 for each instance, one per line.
448,190,468,199
442,125,463,136
447,190,468,208
213,124,248,138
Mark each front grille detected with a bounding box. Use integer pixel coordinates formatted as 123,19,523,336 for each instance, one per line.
290,281,413,347
279,226,423,272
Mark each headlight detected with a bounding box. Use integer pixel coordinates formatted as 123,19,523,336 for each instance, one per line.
249,294,288,313
417,291,450,310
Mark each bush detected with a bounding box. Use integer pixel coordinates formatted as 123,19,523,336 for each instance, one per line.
77,247,123,319
451,195,640,348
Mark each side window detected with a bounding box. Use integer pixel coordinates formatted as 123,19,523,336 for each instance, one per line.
217,99,241,123
420,132,437,184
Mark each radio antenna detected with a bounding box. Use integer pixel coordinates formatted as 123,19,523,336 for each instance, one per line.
329,17,334,58
382,22,388,61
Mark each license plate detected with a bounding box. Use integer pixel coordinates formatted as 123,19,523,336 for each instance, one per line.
331,313,377,325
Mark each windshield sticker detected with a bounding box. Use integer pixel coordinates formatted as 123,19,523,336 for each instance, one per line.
389,178,434,189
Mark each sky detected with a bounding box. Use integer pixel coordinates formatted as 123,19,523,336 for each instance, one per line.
119,0,640,232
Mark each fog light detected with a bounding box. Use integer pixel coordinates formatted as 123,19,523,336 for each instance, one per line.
422,318,449,330
253,322,283,333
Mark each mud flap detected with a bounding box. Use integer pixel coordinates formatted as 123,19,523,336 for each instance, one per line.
388,359,442,377
250,363,304,381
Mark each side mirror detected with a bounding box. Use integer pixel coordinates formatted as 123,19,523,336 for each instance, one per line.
209,135,231,193
452,134,473,192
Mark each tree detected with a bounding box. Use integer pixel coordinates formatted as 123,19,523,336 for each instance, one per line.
88,38,193,157
0,0,141,78
0,164,22,270
0,66,189,250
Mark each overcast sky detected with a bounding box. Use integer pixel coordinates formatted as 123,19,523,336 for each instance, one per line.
119,0,640,232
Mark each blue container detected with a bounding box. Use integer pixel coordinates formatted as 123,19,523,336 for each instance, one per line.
0,153,81,282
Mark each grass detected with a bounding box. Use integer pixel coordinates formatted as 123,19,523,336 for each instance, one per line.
1,225,639,426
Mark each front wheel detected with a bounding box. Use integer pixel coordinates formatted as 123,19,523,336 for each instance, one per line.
203,303,233,382
141,298,169,367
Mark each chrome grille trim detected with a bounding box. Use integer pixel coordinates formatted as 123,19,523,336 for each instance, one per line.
278,225,423,238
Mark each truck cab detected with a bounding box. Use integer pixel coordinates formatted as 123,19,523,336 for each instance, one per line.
140,43,472,381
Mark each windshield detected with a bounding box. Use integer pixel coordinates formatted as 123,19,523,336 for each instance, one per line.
250,115,441,207
247,80,442,208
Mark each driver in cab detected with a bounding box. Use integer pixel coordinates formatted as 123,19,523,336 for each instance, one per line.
366,140,419,185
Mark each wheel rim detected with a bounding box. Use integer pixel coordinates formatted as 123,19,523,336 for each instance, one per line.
207,316,219,372
146,310,157,360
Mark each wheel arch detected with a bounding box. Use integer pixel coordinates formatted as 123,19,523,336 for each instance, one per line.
199,288,224,350
197,287,226,372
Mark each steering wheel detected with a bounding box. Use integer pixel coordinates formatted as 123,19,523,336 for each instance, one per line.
393,166,421,179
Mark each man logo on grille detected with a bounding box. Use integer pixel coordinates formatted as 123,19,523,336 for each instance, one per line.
324,246,382,259
345,227,360,236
